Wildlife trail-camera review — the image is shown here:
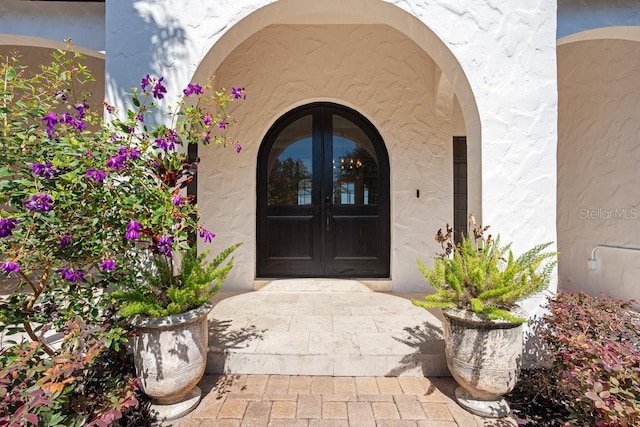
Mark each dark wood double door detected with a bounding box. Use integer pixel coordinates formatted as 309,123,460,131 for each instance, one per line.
257,103,390,278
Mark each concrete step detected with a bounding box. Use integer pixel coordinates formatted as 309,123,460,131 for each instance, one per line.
206,280,449,377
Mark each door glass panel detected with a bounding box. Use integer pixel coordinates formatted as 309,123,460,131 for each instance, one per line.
332,115,378,205
267,115,313,206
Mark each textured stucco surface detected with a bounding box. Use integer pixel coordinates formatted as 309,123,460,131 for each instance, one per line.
0,46,105,114
104,0,559,296
557,38,640,302
202,24,451,291
0,1,105,52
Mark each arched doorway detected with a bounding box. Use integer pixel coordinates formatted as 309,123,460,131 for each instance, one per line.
556,28,640,302
187,0,485,291
257,103,390,278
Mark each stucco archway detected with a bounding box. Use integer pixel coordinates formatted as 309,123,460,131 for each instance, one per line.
189,0,481,291
190,0,481,213
0,34,104,59
557,27,640,303
0,35,105,112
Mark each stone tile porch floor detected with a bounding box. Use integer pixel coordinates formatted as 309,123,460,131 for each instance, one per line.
169,374,519,426
205,280,450,377
168,282,519,426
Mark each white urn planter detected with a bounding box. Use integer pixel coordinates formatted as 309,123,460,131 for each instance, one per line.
442,308,523,418
129,303,212,421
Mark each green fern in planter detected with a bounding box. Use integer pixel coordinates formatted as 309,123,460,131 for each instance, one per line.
112,243,241,317
412,220,556,324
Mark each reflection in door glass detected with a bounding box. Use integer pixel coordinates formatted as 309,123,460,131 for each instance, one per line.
267,116,313,206
332,115,378,205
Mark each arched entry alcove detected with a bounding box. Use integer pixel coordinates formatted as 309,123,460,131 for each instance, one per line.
189,0,481,291
256,102,390,278
557,27,640,303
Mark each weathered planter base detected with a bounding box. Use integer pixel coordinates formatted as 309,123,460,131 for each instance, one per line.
131,304,212,421
150,386,202,421
442,309,522,419
454,386,510,418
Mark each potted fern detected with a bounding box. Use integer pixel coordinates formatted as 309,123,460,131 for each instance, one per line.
112,245,239,421
412,217,556,418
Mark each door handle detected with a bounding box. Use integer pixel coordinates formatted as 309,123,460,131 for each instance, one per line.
325,196,331,231
326,207,331,231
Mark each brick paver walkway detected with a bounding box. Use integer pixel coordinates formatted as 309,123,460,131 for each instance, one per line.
169,374,518,426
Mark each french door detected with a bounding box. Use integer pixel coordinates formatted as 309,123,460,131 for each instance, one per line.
257,103,390,277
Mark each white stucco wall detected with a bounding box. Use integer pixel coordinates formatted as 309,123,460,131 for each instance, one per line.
0,1,105,52
557,38,640,303
203,24,451,291
104,0,558,295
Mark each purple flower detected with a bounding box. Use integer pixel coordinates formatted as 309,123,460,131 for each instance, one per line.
152,77,167,100
203,114,212,126
171,195,184,206
58,267,85,283
0,218,18,238
136,112,144,122
99,259,116,272
106,154,126,170
231,87,245,100
24,193,53,212
85,168,107,182
218,119,228,130
118,146,140,160
41,112,58,140
166,129,180,146
141,74,152,91
128,148,141,160
74,103,88,120
31,162,57,179
1,261,19,274
72,118,86,132
203,130,211,144
155,137,174,151
156,236,173,257
60,112,86,132
236,144,242,154
125,220,141,240
183,83,204,97
199,229,215,243
59,235,72,249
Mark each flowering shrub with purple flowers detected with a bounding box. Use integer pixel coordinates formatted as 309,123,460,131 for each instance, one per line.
0,48,243,340
100,71,243,317
0,46,243,423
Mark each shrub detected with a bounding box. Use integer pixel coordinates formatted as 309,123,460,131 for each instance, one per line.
0,319,139,427
513,292,640,426
0,44,242,423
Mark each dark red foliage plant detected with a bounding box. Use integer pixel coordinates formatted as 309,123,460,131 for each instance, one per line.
512,292,639,426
